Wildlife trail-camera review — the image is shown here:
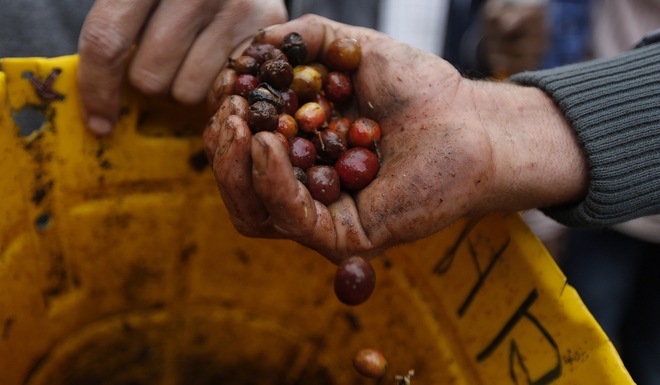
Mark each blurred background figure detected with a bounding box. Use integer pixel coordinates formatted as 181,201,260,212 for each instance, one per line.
286,0,548,77
0,0,95,58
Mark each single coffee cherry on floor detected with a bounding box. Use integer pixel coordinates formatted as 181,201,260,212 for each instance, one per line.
325,37,361,71
334,256,376,306
305,165,341,205
353,348,389,378
335,147,380,190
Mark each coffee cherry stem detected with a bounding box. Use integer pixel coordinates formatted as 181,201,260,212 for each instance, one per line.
315,131,326,152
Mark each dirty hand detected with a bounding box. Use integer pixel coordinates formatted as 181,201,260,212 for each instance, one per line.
204,15,588,265
77,0,287,135
482,0,549,76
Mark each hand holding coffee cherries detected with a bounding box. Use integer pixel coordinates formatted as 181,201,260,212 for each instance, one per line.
205,15,589,266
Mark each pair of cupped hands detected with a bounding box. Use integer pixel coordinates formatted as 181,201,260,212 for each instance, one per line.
202,15,589,265
77,0,586,265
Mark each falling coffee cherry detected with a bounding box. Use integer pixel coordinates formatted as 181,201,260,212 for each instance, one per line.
334,256,375,306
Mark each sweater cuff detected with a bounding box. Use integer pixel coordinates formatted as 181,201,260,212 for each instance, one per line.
509,43,660,227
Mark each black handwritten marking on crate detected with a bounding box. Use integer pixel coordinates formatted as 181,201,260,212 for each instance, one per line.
478,289,561,385
433,220,562,385
23,69,64,101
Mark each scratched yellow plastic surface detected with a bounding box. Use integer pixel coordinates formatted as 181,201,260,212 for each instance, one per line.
0,55,635,385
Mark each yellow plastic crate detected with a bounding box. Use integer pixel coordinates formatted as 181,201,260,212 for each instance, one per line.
0,55,634,385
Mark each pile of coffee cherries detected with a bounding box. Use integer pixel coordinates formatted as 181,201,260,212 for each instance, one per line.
215,32,380,307
229,32,381,206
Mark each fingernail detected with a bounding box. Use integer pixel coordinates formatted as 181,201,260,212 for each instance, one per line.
262,24,281,32
254,24,281,43
252,135,269,175
217,119,235,157
87,116,113,135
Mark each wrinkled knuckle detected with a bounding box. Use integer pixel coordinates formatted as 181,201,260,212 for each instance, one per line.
299,13,322,23
79,18,131,65
128,68,168,96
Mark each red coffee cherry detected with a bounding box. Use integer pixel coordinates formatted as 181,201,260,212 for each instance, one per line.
233,74,259,99
334,256,375,306
288,137,317,170
324,71,353,105
335,147,380,190
353,348,388,378
348,118,381,149
280,88,299,115
305,165,341,205
328,117,352,139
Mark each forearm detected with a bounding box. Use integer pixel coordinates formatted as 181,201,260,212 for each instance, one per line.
469,79,588,215
509,43,660,226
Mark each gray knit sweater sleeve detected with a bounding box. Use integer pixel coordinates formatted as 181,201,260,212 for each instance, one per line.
509,43,660,227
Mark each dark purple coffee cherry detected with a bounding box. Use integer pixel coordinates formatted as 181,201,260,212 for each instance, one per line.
288,137,317,170
305,165,341,205
280,32,308,67
334,256,375,306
